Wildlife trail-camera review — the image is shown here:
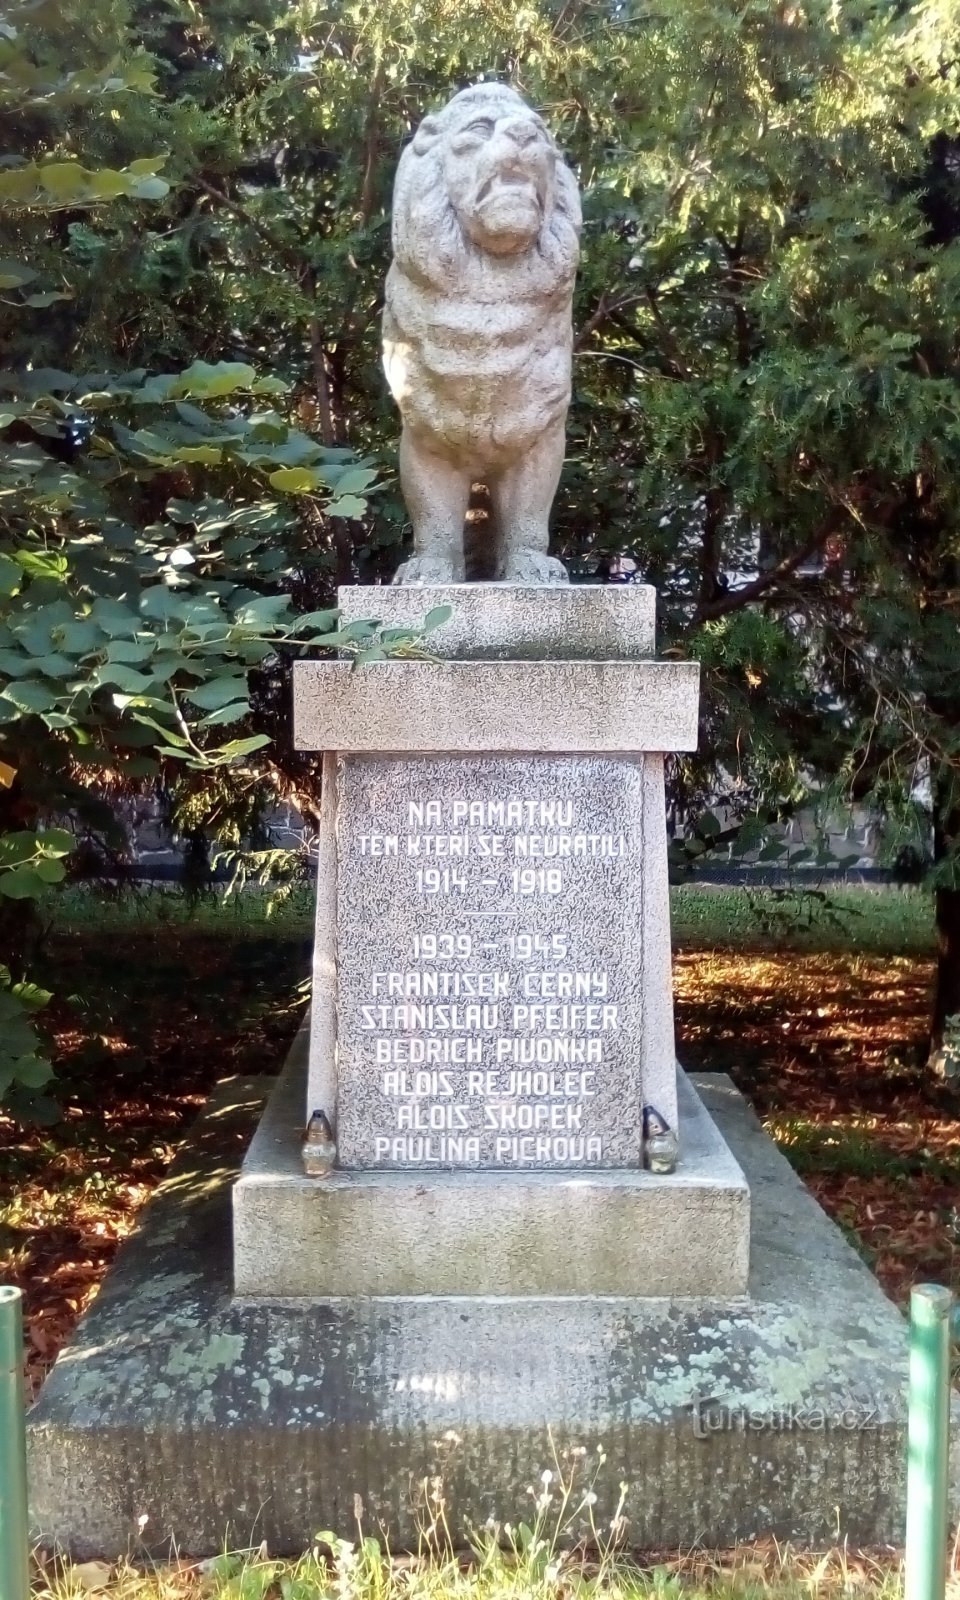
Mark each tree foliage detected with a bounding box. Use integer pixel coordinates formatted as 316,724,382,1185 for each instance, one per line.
0,0,387,1114
2,0,960,1105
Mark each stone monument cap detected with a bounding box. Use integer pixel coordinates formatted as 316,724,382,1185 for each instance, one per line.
337,582,656,660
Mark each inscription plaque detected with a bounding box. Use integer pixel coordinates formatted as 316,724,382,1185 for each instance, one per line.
335,754,653,1170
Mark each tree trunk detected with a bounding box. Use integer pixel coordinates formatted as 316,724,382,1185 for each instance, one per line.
928,769,960,1077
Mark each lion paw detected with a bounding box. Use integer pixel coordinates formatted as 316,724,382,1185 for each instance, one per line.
393,554,464,586
501,549,570,585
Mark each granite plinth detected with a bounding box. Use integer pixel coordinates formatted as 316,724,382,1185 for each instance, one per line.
298,583,696,1169
333,754,678,1169
233,1040,749,1297
337,583,656,660
292,658,699,754
29,1074,959,1559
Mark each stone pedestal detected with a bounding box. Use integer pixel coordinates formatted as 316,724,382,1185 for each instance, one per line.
27,582,938,1557
29,1065,957,1559
234,582,749,1296
233,1043,749,1297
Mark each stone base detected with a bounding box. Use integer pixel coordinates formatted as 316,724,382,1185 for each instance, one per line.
29,1074,959,1559
233,1043,750,1297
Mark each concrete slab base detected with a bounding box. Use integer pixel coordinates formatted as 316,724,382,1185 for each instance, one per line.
233,1046,750,1297
27,1076,960,1559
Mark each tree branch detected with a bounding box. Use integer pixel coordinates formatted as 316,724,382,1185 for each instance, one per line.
303,268,337,448
574,292,643,351
359,62,386,226
693,515,840,623
194,176,306,275
643,285,691,378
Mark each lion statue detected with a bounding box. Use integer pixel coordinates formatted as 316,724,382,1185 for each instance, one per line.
382,82,581,585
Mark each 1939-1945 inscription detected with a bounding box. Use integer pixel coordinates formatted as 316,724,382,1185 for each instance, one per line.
335,755,649,1170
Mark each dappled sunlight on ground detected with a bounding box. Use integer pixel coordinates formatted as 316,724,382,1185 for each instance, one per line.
1,926,308,1397
2,914,957,1400
674,949,958,1305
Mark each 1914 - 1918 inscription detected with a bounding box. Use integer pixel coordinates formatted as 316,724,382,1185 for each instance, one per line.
335,756,649,1170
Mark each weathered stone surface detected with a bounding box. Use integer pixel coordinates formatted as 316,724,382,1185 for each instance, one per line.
292,659,700,753
29,1073,959,1559
337,583,656,660
333,754,677,1168
383,84,580,585
306,750,338,1124
301,583,690,1162
235,1037,749,1296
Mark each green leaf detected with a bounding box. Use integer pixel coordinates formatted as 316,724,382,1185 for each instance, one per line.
33,857,66,883
0,864,46,898
131,175,169,201
57,621,98,653
11,980,52,1011
0,833,38,867
33,653,77,678
186,676,250,711
93,663,155,694
291,609,339,632
199,701,249,727
217,734,271,758
233,594,292,626
171,360,257,400
123,755,160,778
338,620,377,642
105,639,155,664
0,648,32,677
140,587,188,622
91,598,139,636
14,549,67,581
10,1054,54,1089
331,467,378,495
0,553,21,596
0,679,58,713
325,495,367,520
3,1088,60,1127
269,467,322,493
423,605,453,633
127,157,167,177
37,829,73,856
377,627,419,645
0,259,37,289
126,712,189,748
38,163,88,201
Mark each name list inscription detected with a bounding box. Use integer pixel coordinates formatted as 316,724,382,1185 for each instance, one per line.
335,761,647,1170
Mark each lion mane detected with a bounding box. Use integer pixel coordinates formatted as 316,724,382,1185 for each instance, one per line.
382,83,581,463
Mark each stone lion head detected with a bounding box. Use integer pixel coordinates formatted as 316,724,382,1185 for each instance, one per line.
391,82,580,292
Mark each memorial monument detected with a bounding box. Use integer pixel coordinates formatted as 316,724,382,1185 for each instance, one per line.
230,79,746,1297
27,82,949,1558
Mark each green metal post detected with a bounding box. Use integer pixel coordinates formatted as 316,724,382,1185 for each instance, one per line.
905,1283,953,1600
0,1286,29,1600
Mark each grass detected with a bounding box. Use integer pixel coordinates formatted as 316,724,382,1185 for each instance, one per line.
28,1543,929,1600
52,881,937,955
29,1473,950,1600
669,884,934,956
